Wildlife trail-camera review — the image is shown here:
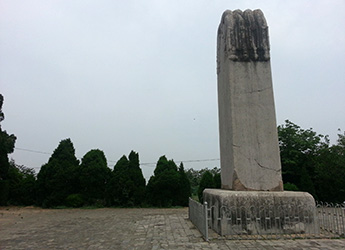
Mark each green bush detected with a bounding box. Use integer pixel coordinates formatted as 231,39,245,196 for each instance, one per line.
283,182,299,191
65,194,84,208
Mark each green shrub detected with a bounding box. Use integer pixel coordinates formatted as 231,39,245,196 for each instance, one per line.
65,194,84,207
283,182,299,191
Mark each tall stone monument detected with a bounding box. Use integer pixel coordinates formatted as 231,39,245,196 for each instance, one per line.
203,9,318,236
217,9,283,191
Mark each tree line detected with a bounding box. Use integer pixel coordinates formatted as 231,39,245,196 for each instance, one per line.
2,138,193,207
278,120,345,203
1,94,345,206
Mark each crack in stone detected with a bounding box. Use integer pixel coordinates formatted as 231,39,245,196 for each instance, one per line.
254,159,281,172
247,86,272,94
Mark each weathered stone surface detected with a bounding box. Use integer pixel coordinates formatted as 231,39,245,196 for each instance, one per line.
217,9,282,191
203,189,319,236
217,9,270,67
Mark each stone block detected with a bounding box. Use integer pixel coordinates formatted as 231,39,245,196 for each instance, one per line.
203,189,319,236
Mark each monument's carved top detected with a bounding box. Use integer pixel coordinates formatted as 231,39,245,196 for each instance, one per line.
217,9,270,63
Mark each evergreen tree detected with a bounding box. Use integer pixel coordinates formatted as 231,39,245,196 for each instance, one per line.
147,156,191,207
147,156,178,207
0,94,16,205
198,171,215,203
108,155,128,206
146,166,179,206
127,151,146,205
154,155,177,176
79,149,111,206
176,163,191,206
36,138,79,207
108,151,145,206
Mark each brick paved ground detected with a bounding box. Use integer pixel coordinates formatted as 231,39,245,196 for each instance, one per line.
0,207,344,249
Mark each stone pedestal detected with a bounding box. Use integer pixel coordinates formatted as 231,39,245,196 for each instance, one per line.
203,189,319,236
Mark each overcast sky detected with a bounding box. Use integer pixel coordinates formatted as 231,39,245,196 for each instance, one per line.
1,0,345,179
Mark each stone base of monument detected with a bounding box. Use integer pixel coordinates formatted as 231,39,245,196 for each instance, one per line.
203,189,319,236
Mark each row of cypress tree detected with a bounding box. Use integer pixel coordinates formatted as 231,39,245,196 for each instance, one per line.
35,138,191,208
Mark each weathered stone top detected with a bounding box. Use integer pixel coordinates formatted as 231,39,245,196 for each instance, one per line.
217,9,270,65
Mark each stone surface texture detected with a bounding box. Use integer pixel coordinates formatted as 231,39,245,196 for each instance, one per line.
203,189,319,236
217,9,282,191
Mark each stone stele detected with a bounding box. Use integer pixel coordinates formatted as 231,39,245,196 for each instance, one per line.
217,9,283,191
203,9,318,237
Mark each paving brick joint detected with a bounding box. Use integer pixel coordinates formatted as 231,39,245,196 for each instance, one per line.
0,207,344,249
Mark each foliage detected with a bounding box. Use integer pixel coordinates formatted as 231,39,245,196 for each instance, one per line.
108,151,146,206
314,130,345,203
197,171,215,203
0,94,17,205
146,156,191,207
79,149,111,205
278,120,345,203
36,139,80,207
278,120,327,198
176,163,191,206
65,194,85,208
283,182,299,191
7,160,36,205
185,167,220,198
213,172,221,189
0,180,9,205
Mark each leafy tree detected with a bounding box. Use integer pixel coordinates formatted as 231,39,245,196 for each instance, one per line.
198,171,215,203
0,94,16,205
277,120,345,203
315,131,345,203
7,160,36,205
185,168,200,195
108,151,146,206
36,138,79,207
186,167,220,198
79,149,111,206
278,120,328,198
